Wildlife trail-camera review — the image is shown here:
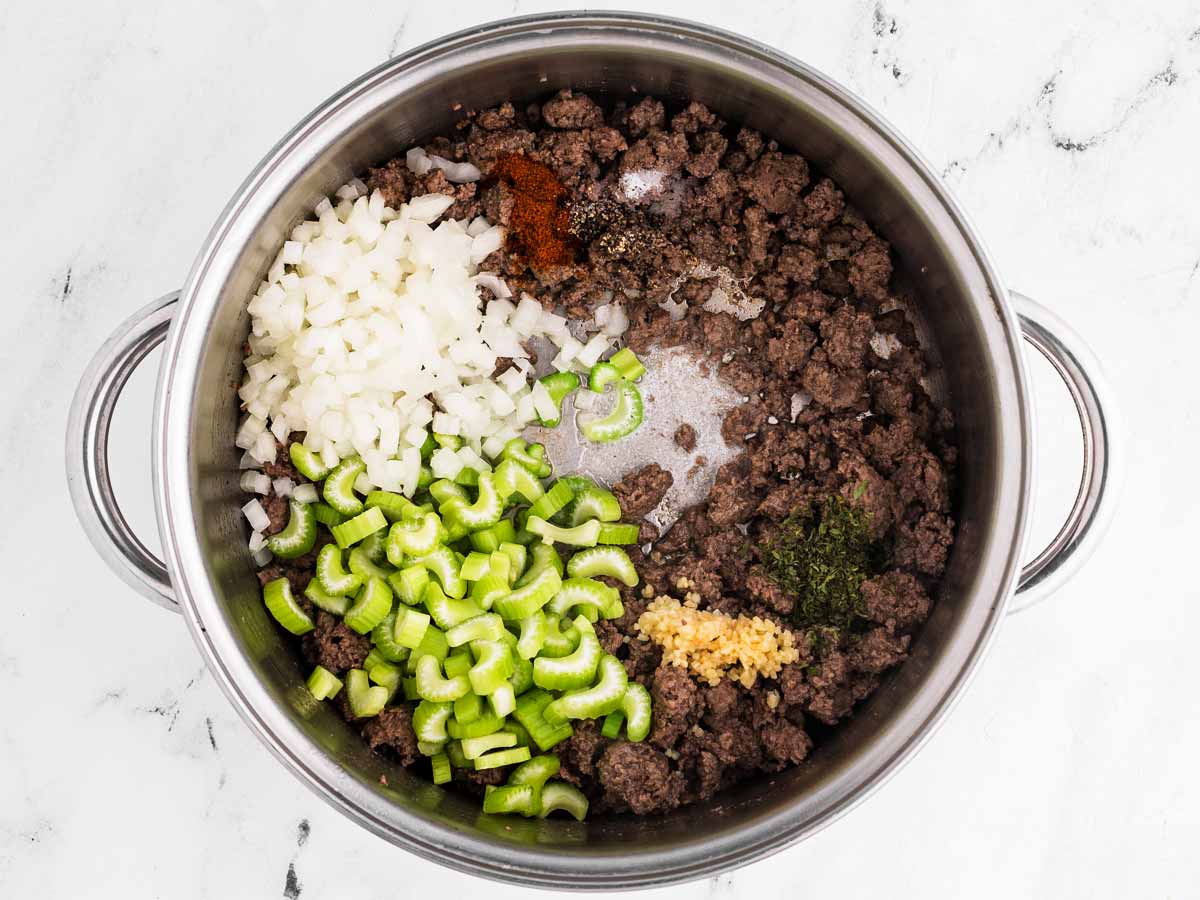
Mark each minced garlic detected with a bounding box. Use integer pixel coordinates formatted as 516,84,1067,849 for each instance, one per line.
635,595,800,688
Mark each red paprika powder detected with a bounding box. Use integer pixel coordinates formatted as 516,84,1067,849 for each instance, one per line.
489,153,576,269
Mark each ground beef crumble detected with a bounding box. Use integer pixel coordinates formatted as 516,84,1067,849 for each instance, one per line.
261,88,957,819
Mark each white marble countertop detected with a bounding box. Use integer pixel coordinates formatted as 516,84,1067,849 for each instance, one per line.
3,0,1197,896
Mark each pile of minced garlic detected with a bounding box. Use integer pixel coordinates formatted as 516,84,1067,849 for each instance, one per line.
634,584,800,688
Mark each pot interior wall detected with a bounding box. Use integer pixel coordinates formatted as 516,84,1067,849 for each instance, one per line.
180,19,1019,876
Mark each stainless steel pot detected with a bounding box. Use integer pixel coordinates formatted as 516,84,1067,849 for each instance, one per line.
65,12,1120,889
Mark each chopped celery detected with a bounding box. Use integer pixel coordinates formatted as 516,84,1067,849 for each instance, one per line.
473,746,531,771
536,372,581,427
578,379,643,443
587,361,621,393
262,578,313,635
365,490,415,522
543,654,628,724
459,551,492,583
415,654,471,703
430,753,452,785
331,506,388,549
346,669,388,718
526,516,601,548
482,783,535,813
565,546,639,587
537,782,589,820
266,500,317,559
528,480,575,521
323,456,366,516
393,607,431,650
289,443,331,481
533,616,601,691
306,665,343,701
461,732,518,760
608,347,647,381
304,577,351,616
596,522,641,545
316,544,364,597
344,577,393,634
621,682,653,742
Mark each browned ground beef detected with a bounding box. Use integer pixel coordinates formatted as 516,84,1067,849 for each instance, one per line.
252,88,956,815
674,423,697,451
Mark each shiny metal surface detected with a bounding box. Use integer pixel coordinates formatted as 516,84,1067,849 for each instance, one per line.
63,11,1117,890
1010,294,1122,613
65,292,178,610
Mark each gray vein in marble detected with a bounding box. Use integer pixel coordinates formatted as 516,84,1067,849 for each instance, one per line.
945,39,1191,177
870,0,910,84
283,862,302,899
280,819,312,898
1050,62,1179,153
386,12,411,59
205,717,218,751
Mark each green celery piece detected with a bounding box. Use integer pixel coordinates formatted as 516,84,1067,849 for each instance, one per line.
266,500,317,559
262,578,313,635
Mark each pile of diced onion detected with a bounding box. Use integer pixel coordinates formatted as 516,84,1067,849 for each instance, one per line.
236,165,629,555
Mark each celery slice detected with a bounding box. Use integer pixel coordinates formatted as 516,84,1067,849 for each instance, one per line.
430,753,452,785
266,500,317,559
331,506,388,549
473,746,531,771
306,665,343,701
482,783,535,814
543,655,628,724
344,577,393,634
262,578,313,635
533,616,601,691
315,544,364,597
608,347,646,382
304,577,351,616
461,732,518,760
289,443,331,481
415,654,471,703
323,456,366,516
596,522,641,545
621,682,652,742
537,782,588,820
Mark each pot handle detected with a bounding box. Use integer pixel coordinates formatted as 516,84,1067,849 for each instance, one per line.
1009,292,1122,613
66,292,180,612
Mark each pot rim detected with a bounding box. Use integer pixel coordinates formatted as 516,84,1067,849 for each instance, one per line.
153,11,1031,889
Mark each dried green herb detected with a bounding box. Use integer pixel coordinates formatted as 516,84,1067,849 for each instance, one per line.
763,493,881,630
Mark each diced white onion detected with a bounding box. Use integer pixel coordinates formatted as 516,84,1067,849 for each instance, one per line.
406,194,455,222
531,381,559,421
429,154,482,184
432,412,461,436
242,499,270,532
240,471,271,494
456,446,488,473
430,447,464,479
470,227,504,262
236,162,592,502
273,477,294,498
248,530,268,553
511,294,543,336
577,333,611,368
602,303,629,337
474,273,512,299
251,547,274,567
405,147,433,176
